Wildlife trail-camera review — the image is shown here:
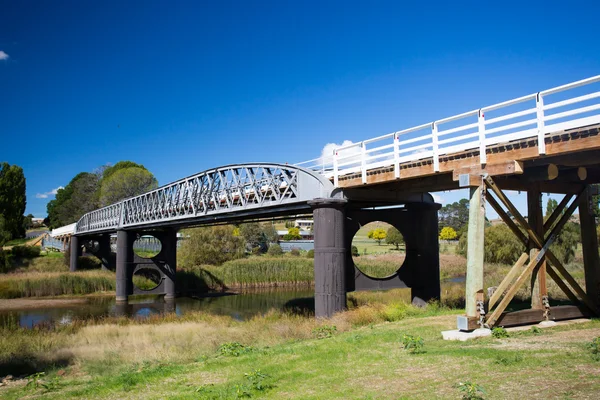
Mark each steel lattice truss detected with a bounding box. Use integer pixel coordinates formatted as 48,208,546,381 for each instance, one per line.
75,163,333,235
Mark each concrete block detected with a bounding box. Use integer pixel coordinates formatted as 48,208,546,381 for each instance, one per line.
442,328,492,341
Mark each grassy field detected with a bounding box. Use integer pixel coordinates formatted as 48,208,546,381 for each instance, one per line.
0,304,598,399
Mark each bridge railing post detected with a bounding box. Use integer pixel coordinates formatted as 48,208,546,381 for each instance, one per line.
432,122,439,172
478,109,486,165
360,142,367,184
393,133,400,179
536,92,546,155
333,150,339,187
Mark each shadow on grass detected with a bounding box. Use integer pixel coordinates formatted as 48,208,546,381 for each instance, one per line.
0,353,73,377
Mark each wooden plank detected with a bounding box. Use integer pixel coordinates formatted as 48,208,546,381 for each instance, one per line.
488,252,529,310
494,306,589,327
528,187,546,309
549,305,591,320
546,264,581,306
486,195,528,244
579,186,600,312
495,308,544,327
486,253,543,326
452,160,523,181
543,194,573,232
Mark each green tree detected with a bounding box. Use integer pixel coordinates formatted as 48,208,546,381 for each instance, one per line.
99,167,158,206
22,213,34,231
283,227,302,241
239,222,270,253
438,199,469,236
100,161,147,182
0,162,26,239
385,227,404,250
367,228,387,245
457,224,525,264
0,215,12,245
267,243,283,256
439,226,458,240
46,172,100,228
550,221,579,264
178,225,245,266
545,198,558,218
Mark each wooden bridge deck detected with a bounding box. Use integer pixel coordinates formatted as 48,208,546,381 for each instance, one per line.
336,123,600,194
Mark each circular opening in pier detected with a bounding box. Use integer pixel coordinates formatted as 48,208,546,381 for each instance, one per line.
133,235,162,259
351,221,405,279
132,267,162,291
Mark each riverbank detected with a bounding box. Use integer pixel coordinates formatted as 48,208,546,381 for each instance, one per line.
0,303,598,399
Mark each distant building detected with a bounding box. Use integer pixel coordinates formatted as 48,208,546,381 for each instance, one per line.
277,230,314,240
294,219,314,231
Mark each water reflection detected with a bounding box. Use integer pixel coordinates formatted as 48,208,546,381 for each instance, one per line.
0,288,315,329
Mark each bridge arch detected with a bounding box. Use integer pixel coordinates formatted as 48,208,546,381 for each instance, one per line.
75,163,335,235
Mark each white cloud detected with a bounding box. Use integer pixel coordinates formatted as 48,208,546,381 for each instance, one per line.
320,140,361,167
0,51,9,61
36,186,64,199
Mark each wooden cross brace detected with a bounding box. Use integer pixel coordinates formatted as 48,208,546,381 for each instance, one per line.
483,176,598,326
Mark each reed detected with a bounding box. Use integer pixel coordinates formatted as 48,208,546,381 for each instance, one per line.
0,271,116,299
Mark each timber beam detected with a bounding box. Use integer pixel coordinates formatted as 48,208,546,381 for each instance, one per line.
483,176,599,326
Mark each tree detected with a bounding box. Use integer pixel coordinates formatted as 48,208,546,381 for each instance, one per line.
178,225,245,266
367,228,387,245
438,199,469,236
0,162,26,239
46,172,100,228
283,227,302,241
385,227,404,250
99,167,158,206
545,198,558,218
23,213,34,231
439,226,458,240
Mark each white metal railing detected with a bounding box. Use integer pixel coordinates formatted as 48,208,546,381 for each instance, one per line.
297,75,600,186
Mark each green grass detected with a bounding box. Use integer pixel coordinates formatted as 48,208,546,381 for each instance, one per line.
3,237,32,246
1,310,598,399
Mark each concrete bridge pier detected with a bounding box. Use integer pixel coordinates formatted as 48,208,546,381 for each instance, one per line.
116,228,178,303
116,230,134,302
309,198,348,318
69,235,81,272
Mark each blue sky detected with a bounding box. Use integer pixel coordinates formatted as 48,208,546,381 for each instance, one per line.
1,0,599,218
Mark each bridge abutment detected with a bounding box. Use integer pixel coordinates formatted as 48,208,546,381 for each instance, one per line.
309,198,348,318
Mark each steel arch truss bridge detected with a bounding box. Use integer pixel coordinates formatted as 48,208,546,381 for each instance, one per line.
75,163,333,235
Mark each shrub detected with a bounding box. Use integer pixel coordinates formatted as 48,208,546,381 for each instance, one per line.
457,382,486,400
0,249,12,272
439,226,458,240
351,245,359,257
491,327,509,338
306,249,314,258
267,244,283,256
178,225,245,266
401,334,424,354
10,245,41,259
289,248,301,257
457,224,525,264
218,342,255,357
588,336,600,361
312,325,337,339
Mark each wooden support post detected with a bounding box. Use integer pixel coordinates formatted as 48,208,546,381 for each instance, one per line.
465,183,485,317
485,176,599,314
528,188,547,309
579,186,600,311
